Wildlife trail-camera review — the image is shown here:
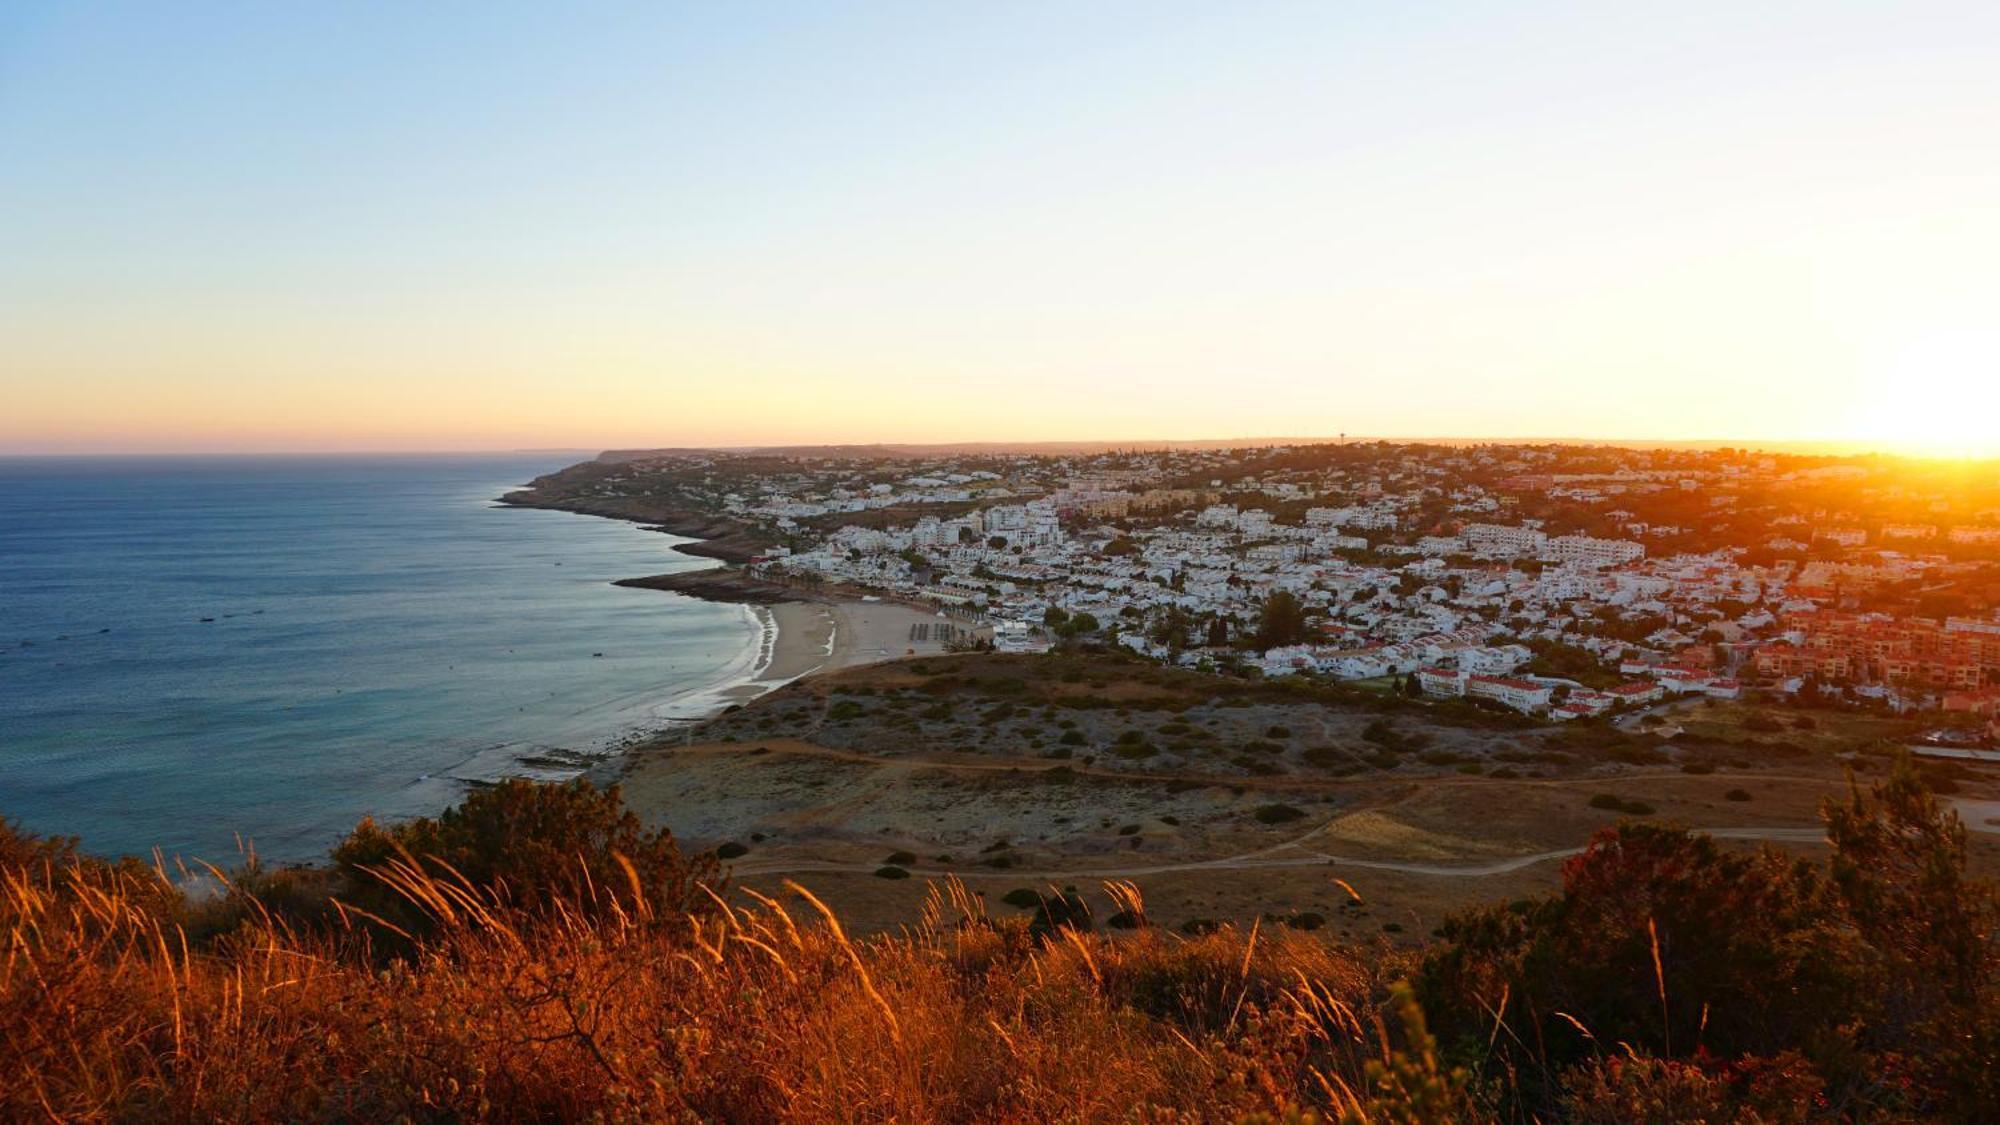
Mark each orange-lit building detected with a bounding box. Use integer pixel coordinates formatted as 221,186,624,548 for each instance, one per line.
1764,613,2000,689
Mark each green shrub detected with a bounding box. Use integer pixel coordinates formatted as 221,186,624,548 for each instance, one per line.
1253,804,1305,825
1588,793,1655,815
332,779,716,941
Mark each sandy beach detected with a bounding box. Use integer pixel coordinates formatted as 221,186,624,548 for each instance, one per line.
715,597,971,707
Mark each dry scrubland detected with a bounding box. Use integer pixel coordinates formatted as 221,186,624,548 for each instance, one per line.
6,755,2000,1121
611,651,1999,937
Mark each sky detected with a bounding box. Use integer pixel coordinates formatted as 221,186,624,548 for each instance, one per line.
3,2,1999,456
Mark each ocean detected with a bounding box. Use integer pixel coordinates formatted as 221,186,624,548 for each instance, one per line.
0,455,760,864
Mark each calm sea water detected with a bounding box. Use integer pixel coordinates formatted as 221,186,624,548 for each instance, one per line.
0,455,759,864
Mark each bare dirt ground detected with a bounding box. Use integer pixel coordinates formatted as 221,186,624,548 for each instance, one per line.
610,653,2000,938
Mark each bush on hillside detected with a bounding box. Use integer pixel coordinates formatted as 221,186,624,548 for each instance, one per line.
331,778,717,942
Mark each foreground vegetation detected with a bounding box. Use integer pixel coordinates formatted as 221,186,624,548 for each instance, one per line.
5,761,1995,1121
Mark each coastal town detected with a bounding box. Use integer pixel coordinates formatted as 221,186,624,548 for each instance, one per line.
516,442,2000,744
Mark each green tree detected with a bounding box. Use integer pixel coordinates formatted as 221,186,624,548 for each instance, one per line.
1253,589,1309,650
333,779,719,943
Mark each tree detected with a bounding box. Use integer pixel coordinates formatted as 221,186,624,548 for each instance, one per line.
1253,589,1308,651
333,779,719,943
1821,756,2000,1114
1206,616,1230,648
1148,605,1193,654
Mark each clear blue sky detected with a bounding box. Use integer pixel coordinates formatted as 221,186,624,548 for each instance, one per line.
4,2,1998,453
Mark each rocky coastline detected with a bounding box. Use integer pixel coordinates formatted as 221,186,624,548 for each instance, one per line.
499,484,768,564
611,568,803,606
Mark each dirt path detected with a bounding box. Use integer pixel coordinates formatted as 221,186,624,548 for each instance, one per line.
657,738,1833,793
730,825,1830,882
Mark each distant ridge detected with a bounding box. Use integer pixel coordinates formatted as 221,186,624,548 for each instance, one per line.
597,436,1907,463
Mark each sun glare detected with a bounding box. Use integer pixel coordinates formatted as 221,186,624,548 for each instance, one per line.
1853,331,2000,459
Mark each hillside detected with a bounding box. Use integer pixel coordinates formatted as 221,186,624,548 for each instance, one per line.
7,753,1998,1120
604,650,2000,938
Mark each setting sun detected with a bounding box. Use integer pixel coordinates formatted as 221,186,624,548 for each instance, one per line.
1855,332,2000,459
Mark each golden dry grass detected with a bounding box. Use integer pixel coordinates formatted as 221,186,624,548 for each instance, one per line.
4,847,1415,1122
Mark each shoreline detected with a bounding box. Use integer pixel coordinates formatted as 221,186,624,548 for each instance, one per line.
579,595,958,787
494,475,981,780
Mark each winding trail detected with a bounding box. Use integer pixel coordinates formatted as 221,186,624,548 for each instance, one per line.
731,826,1831,882
673,739,1844,884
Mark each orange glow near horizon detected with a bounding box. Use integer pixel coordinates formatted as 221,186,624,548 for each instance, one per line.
5,5,2000,459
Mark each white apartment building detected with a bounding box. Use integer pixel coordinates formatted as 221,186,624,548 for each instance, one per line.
1464,523,1548,559
1465,675,1554,713
1546,534,1645,569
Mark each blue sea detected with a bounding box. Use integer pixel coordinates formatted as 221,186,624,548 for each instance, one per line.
0,455,761,865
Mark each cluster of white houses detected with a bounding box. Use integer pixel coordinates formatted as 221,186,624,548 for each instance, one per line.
643,443,2000,728
1414,661,1734,719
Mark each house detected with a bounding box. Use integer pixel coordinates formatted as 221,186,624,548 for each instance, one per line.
1605,681,1664,706
1416,666,1468,697
1466,675,1553,713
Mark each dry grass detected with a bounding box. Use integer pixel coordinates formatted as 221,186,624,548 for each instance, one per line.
3,846,1410,1122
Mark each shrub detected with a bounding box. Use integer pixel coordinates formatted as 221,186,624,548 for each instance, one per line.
1726,788,1753,802
884,850,916,866
716,841,750,859
1253,804,1305,825
873,865,910,879
331,779,716,941
1058,729,1087,746
1000,887,1042,909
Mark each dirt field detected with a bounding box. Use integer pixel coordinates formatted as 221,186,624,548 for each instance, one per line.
609,652,2000,938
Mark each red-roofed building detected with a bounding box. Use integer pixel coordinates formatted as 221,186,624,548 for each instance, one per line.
1416,666,1468,697
1606,681,1664,705
1466,675,1553,713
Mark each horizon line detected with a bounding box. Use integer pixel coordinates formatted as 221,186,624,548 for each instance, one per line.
2,435,1992,462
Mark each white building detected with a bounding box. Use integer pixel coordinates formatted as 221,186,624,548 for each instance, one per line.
1546,535,1645,569
1466,675,1554,713
1464,523,1548,559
